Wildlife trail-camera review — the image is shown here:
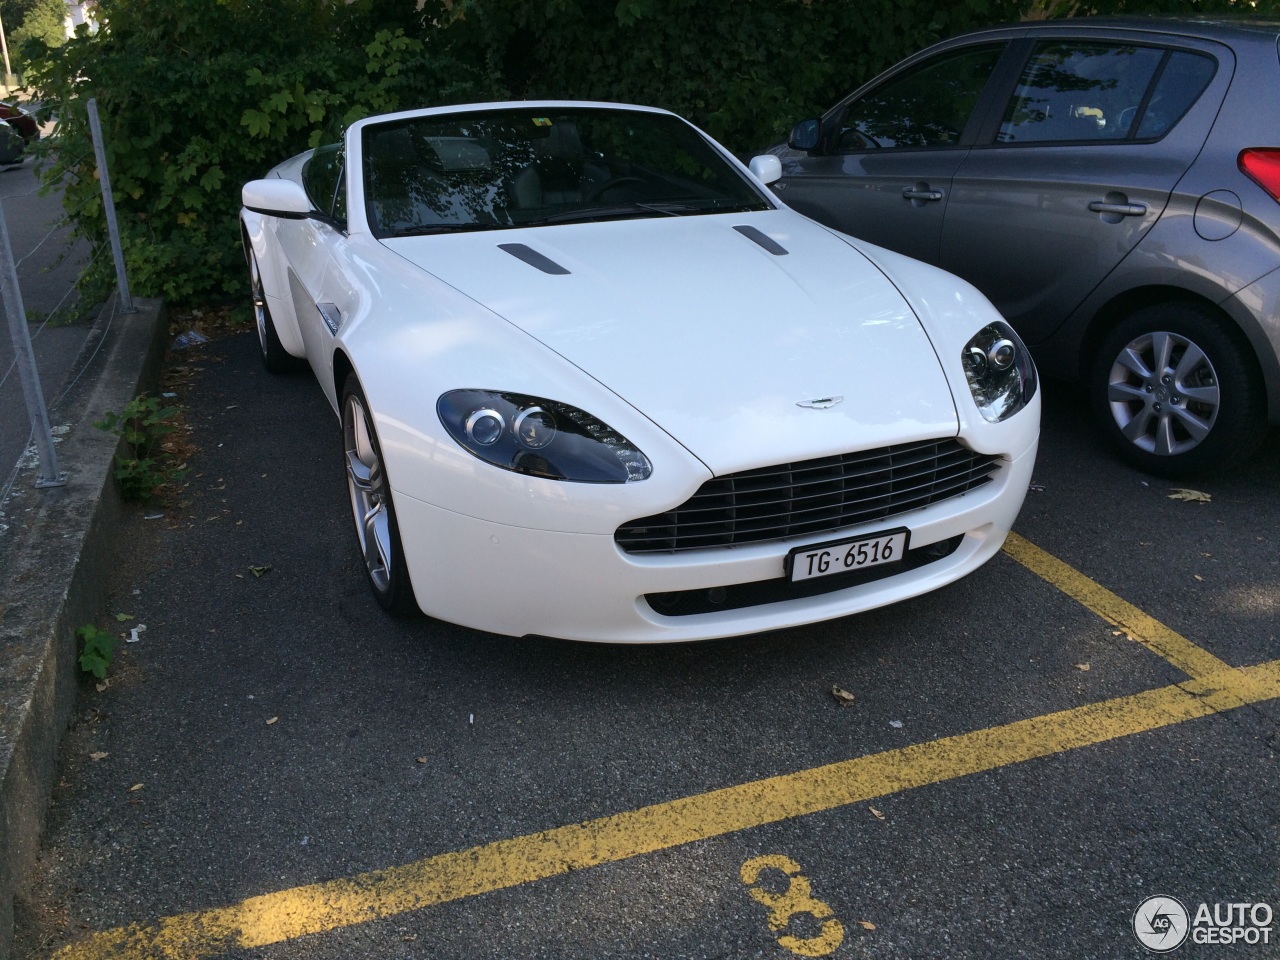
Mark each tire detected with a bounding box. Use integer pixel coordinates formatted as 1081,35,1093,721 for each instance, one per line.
1090,302,1267,478
248,247,303,374
341,375,420,616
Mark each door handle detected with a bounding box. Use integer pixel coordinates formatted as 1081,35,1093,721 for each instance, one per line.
1088,200,1147,217
902,187,944,202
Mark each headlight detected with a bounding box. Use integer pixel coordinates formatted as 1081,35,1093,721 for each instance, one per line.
961,322,1037,423
438,390,652,483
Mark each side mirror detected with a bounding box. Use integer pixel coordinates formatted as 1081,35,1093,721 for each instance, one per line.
788,118,822,153
749,155,782,185
242,178,312,218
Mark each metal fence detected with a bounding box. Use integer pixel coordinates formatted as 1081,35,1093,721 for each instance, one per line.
0,98,133,517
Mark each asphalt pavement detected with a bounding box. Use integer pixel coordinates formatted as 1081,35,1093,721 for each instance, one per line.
12,330,1279,959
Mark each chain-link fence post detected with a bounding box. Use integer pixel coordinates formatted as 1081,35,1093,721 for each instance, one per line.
0,197,65,488
87,97,135,314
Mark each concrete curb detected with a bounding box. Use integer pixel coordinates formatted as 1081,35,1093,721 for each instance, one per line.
0,297,166,960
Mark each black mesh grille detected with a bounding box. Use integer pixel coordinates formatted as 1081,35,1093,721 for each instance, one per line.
616,439,1001,554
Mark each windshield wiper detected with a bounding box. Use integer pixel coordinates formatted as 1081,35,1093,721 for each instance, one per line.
523,202,697,226
382,222,497,238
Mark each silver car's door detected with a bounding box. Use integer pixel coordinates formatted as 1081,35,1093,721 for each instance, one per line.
775,42,1011,264
941,37,1229,343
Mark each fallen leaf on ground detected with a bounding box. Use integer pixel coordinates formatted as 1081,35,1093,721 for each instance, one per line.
869,806,885,820
1168,488,1211,503
858,921,877,931
114,613,133,622
249,565,272,578
830,685,856,706
129,783,144,792
89,752,108,761
416,756,429,764
266,716,279,726
1076,663,1090,672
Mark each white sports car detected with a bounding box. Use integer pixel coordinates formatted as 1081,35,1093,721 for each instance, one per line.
240,101,1039,643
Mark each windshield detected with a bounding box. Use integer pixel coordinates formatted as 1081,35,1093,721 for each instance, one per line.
361,106,772,238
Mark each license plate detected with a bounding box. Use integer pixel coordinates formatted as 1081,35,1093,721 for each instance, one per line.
787,529,909,583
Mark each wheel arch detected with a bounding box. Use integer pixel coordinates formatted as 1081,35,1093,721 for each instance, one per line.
240,213,307,359
333,348,356,410
1077,285,1275,421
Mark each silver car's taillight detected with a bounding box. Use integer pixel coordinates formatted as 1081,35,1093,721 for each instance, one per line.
1239,148,1280,203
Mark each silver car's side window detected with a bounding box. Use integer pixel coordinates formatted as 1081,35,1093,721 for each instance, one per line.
834,44,1004,151
1134,51,1216,139
998,42,1214,144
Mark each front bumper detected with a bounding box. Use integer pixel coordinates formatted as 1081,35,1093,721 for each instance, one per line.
394,439,1038,643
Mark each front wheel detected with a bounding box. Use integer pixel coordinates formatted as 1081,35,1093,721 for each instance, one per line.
248,247,302,373
1090,302,1267,477
342,376,419,616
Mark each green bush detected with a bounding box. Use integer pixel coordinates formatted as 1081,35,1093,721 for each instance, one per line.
426,0,1033,152
24,0,492,303
23,0,1280,304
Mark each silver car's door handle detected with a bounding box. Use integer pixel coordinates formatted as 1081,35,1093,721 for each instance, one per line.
902,187,944,201
1088,200,1147,216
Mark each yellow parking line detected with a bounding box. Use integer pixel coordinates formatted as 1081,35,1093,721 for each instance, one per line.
54,659,1280,960
1001,531,1232,679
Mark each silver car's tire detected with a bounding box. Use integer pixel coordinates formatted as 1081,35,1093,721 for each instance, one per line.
341,376,419,616
1091,303,1267,477
248,247,302,374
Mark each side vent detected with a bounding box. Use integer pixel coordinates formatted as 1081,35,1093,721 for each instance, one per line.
498,243,570,275
733,225,788,256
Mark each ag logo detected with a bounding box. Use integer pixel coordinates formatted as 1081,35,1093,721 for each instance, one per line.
1134,896,1190,952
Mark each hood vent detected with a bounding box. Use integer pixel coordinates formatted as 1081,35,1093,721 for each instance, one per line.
734,224,788,256
498,243,570,275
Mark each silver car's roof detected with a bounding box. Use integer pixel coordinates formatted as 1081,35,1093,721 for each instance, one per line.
961,15,1280,45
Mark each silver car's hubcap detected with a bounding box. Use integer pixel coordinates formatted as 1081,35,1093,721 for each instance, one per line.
1106,330,1220,456
249,253,269,353
343,394,393,593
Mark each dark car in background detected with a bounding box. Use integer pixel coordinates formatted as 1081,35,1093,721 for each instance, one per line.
0,101,39,142
765,18,1280,477
0,101,39,167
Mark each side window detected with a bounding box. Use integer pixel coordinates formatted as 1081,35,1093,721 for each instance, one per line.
302,143,344,222
835,44,1005,151
998,42,1214,144
1134,51,1216,139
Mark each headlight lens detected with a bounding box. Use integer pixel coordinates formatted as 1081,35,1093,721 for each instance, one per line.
962,322,1037,423
438,390,652,483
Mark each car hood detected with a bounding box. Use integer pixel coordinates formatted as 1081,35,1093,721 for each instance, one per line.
382,211,959,474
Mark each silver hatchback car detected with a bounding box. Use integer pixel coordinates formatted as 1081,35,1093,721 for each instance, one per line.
761,17,1280,477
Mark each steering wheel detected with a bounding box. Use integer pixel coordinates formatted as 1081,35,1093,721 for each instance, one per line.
584,176,644,202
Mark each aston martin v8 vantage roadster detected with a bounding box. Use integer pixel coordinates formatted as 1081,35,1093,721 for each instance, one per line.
240,101,1039,642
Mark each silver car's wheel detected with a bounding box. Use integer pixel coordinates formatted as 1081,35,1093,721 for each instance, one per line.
1104,328,1220,458
1092,303,1267,477
341,376,418,615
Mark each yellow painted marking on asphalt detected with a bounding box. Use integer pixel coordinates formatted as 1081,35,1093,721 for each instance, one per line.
1002,531,1232,679
54,658,1280,960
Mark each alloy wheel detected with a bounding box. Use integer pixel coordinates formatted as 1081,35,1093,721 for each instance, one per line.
343,393,394,594
1105,329,1220,457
